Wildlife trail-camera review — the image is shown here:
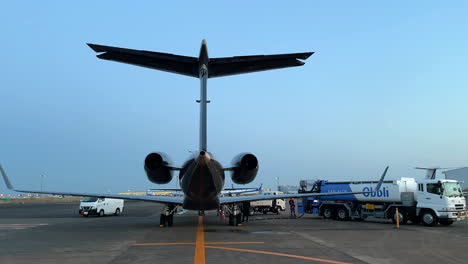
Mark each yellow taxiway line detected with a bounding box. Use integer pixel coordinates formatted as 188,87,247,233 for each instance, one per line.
133,242,264,246
204,245,352,264
194,215,205,264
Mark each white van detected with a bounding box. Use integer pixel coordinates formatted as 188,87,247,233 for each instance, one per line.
79,197,124,217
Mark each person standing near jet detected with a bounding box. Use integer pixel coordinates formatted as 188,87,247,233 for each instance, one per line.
242,201,250,222
289,198,296,218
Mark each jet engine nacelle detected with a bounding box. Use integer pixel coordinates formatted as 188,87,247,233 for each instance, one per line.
144,152,173,184
230,153,259,184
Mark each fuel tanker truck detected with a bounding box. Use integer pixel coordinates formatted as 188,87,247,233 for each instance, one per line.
298,177,467,226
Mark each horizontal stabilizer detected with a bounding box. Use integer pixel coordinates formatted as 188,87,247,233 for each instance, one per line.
87,43,313,78
208,52,314,78
87,43,199,77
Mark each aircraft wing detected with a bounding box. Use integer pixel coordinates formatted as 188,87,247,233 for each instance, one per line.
148,188,182,191
208,52,314,78
219,191,370,204
87,43,199,77
0,165,183,205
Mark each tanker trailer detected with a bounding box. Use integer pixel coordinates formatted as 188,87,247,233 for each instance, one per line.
299,178,466,226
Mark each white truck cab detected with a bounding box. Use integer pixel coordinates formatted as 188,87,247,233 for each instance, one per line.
416,179,466,225
250,191,286,214
79,197,124,217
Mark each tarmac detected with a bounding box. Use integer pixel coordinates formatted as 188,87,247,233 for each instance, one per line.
0,200,467,264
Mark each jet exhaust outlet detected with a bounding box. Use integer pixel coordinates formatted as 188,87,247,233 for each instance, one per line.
231,153,259,184
144,152,173,184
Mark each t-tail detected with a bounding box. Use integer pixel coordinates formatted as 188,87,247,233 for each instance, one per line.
198,40,209,151
87,40,313,205
87,39,313,155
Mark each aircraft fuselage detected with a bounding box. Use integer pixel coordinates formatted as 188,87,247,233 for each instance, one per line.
179,151,225,210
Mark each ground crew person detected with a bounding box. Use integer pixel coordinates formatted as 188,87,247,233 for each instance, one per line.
289,198,296,218
242,201,250,222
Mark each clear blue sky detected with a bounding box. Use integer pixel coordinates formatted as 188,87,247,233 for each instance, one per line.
1,1,467,194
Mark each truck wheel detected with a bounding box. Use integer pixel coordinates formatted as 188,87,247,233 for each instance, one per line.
249,207,254,216
114,208,120,216
275,207,280,215
421,210,438,226
323,206,335,219
337,207,349,221
390,209,408,225
99,210,105,217
439,219,454,226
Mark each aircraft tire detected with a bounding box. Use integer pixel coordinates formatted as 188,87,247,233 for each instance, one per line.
228,214,235,226
160,214,166,227
236,213,242,226
167,214,174,227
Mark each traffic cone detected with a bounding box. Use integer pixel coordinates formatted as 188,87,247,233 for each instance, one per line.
221,212,225,221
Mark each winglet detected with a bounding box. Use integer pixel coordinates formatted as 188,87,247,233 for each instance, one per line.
0,164,14,190
375,166,389,193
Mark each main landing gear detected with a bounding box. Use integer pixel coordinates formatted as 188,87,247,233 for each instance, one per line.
160,204,177,227
226,204,242,226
